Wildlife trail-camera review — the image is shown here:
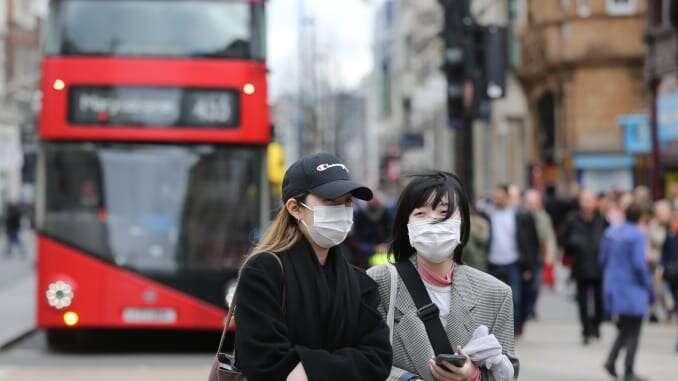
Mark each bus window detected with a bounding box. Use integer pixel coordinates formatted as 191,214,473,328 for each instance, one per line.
45,0,266,60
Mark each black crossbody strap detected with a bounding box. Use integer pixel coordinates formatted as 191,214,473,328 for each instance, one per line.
395,261,454,355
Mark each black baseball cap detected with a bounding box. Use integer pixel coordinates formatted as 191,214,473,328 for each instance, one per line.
282,153,373,202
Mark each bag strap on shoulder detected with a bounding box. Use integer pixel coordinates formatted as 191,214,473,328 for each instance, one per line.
386,264,398,344
216,252,284,356
395,261,453,355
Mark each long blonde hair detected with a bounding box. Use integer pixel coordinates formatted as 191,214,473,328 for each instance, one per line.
239,203,303,274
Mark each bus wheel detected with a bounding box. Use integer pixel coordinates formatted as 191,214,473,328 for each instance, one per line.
46,329,78,350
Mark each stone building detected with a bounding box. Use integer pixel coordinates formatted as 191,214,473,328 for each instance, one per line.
517,0,647,193
367,0,453,197
472,0,531,197
647,0,678,197
368,0,530,198
0,0,45,207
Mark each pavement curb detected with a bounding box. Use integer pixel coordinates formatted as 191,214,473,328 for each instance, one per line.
0,329,36,351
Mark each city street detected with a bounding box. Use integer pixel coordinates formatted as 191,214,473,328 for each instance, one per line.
1,231,676,381
0,229,35,350
1,0,678,380
518,289,678,380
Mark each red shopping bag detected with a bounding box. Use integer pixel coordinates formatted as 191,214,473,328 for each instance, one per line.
542,262,555,288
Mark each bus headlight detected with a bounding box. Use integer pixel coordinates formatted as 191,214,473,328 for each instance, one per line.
46,281,74,310
243,83,255,95
224,280,237,309
63,311,79,326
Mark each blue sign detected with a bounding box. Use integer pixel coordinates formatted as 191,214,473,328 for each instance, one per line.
659,92,678,142
618,113,650,154
574,154,635,170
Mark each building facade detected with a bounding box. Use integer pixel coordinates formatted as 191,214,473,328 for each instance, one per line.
472,0,532,197
368,0,453,198
368,0,532,199
0,0,44,208
517,0,647,194
647,0,678,197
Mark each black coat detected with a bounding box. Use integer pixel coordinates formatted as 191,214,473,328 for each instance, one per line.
662,232,678,287
562,211,607,280
234,241,392,381
516,211,541,272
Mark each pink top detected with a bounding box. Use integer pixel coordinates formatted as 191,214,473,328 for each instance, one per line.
416,256,454,287
469,367,482,381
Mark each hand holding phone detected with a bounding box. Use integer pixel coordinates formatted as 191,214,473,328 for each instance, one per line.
434,353,467,368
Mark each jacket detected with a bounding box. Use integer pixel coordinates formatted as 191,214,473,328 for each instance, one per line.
487,208,540,272
464,214,490,272
661,232,678,287
234,249,392,381
562,211,607,280
532,209,557,264
599,223,652,317
367,257,517,381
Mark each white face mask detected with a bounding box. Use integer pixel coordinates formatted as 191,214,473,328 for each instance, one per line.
300,203,354,248
407,218,462,263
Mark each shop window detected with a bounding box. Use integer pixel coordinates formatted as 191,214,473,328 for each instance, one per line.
577,0,591,17
606,0,637,16
652,0,664,26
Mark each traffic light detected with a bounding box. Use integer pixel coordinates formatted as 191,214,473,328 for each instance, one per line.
439,0,474,122
481,25,507,100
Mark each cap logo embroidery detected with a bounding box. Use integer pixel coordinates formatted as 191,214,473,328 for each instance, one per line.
316,163,349,173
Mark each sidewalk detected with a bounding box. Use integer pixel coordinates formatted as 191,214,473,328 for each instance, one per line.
0,276,35,349
0,230,36,349
518,289,678,381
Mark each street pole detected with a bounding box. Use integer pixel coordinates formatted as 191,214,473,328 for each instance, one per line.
650,78,662,200
440,0,475,198
297,0,306,158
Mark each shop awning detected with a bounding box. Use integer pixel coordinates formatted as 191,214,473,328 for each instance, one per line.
574,154,635,170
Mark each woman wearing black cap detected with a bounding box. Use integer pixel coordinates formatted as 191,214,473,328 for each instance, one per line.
233,153,392,381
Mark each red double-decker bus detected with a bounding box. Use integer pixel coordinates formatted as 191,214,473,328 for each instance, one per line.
36,0,269,347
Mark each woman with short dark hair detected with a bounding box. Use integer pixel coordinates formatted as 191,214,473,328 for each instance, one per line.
368,171,517,381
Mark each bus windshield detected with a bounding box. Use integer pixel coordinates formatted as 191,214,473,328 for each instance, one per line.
39,143,262,274
45,0,266,59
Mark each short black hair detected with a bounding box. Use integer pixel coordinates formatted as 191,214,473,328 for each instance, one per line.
390,171,471,264
625,202,645,223
496,184,510,194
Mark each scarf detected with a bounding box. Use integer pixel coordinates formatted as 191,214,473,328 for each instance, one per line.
416,255,454,287
280,237,362,351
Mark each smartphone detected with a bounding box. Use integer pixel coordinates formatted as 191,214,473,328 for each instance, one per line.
435,353,467,368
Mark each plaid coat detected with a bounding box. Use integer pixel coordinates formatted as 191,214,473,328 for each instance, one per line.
367,257,517,381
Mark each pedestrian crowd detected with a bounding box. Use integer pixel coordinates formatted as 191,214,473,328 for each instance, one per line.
345,180,678,381
204,153,677,381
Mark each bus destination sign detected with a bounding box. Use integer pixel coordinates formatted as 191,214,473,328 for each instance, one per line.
68,86,240,128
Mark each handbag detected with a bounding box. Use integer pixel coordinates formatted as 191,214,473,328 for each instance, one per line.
208,253,284,381
208,297,245,381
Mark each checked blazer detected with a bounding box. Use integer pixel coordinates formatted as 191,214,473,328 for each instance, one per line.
367,257,517,381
